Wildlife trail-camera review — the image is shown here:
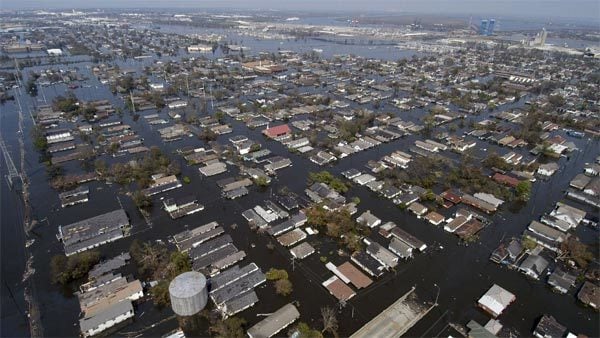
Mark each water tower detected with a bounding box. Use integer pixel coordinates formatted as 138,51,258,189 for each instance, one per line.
169,271,208,317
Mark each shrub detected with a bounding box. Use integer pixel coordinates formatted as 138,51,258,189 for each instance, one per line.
265,268,288,281
275,279,293,296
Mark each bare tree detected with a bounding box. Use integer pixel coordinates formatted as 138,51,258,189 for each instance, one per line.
321,306,338,336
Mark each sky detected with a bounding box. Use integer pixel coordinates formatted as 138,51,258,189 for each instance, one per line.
2,0,600,21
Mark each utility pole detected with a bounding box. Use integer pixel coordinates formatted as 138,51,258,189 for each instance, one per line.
186,74,190,95
209,83,214,111
129,90,136,112
0,135,21,189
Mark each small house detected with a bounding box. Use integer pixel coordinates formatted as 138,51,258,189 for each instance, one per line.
477,284,516,318
518,254,549,279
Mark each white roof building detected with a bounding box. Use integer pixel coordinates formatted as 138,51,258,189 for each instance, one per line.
47,48,63,55
477,284,516,318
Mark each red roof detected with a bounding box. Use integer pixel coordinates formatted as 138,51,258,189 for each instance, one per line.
337,262,372,289
441,190,461,204
492,173,520,187
323,277,355,301
263,124,291,138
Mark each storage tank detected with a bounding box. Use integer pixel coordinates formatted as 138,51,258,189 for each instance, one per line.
169,271,208,316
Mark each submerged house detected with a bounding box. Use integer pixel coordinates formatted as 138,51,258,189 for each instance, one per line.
477,284,516,318
356,210,381,228
518,254,549,279
547,268,576,294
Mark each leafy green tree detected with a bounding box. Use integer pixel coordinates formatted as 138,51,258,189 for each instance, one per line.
293,323,323,338
167,251,192,279
265,268,288,281
52,94,79,113
215,111,225,123
515,181,531,201
521,236,537,251
308,171,348,193
254,176,269,187
31,125,48,151
50,251,101,285
150,280,170,308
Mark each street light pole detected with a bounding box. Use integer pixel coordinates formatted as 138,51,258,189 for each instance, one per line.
434,283,440,306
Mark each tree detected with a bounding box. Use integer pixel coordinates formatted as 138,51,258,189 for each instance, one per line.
521,236,537,251
275,279,293,296
199,128,217,141
215,111,225,123
308,171,348,193
26,78,38,96
559,237,593,268
118,75,135,92
266,268,288,281
52,93,79,113
130,241,169,278
293,323,323,338
150,280,170,308
254,176,269,187
209,317,246,338
249,143,261,152
132,190,152,209
94,159,107,175
166,251,192,279
515,181,531,201
50,255,68,284
50,251,101,285
46,164,64,179
548,94,565,107
483,152,512,171
31,125,48,151
320,307,338,336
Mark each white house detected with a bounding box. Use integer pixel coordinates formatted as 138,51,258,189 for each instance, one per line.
47,48,63,56
537,162,559,177
80,301,134,337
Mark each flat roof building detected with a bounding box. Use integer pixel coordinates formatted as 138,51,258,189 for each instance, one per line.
59,209,129,256
246,303,300,338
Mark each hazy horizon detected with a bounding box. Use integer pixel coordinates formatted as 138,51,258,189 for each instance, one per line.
2,0,600,22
